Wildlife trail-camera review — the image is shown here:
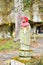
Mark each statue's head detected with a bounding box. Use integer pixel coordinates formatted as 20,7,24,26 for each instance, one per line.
21,16,30,33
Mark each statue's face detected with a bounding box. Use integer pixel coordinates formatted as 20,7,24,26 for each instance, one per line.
21,26,29,34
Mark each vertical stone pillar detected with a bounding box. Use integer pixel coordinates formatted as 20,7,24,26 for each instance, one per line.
14,0,23,41
32,3,39,22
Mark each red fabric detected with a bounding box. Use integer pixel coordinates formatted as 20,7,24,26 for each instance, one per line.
21,22,30,27
22,16,29,22
21,16,30,27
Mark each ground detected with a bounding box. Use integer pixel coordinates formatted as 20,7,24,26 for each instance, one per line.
0,37,43,65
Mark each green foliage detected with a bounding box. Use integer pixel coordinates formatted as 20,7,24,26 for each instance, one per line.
23,0,32,11
0,0,14,15
0,39,20,51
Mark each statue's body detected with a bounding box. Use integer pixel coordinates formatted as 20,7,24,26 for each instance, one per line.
19,16,32,60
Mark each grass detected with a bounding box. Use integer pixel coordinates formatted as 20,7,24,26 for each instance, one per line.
0,39,20,51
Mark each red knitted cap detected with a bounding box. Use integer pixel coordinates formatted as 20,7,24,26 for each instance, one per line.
22,16,28,22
